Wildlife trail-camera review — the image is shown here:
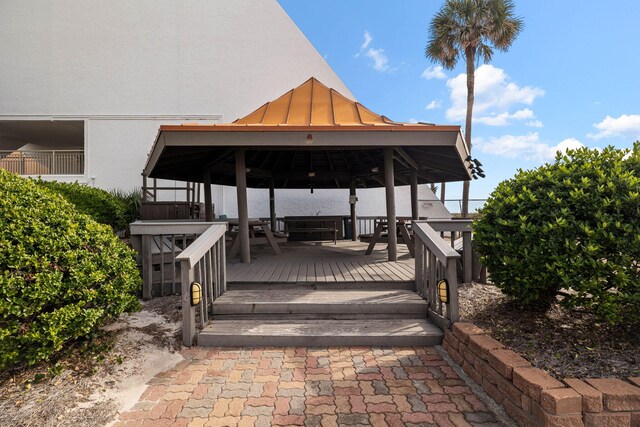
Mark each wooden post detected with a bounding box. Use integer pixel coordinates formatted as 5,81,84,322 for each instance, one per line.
142,174,149,202
349,179,357,241
181,261,196,346
410,170,418,220
269,179,276,232
384,148,397,261
203,171,213,222
440,182,446,202
446,261,459,323
415,238,423,294
235,148,250,263
141,235,153,300
463,230,473,283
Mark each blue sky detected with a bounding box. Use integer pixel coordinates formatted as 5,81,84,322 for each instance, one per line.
278,0,640,199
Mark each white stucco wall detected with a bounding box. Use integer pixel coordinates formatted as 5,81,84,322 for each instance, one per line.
1,0,434,218
0,0,351,194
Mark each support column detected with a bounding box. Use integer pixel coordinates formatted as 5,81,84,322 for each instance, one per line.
384,148,397,261
410,170,418,221
203,170,213,222
235,148,250,263
349,179,357,241
269,179,276,232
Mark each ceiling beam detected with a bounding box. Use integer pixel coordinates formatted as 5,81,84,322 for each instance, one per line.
394,147,419,171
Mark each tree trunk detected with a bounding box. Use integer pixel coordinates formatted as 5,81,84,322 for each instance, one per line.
462,48,475,218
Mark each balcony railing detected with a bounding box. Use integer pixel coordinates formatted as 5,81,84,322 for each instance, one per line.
0,150,84,175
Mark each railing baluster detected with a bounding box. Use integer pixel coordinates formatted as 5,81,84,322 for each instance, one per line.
171,234,177,294
160,234,165,296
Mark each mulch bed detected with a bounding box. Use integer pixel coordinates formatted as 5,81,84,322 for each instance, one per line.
458,282,640,379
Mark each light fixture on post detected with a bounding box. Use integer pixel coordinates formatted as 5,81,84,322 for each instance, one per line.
437,279,449,304
190,282,202,306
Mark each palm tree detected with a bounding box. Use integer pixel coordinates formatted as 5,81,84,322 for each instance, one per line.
425,0,523,217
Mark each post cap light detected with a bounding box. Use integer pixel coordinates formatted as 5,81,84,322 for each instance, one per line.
437,279,449,304
191,282,202,306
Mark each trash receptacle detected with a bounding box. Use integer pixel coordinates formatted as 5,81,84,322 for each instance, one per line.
343,217,352,240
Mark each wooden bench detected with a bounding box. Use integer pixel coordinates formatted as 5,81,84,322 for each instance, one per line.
284,218,338,244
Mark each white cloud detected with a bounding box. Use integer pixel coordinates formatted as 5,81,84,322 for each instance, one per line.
421,65,446,80
361,30,373,50
475,133,584,161
365,48,389,72
425,100,442,110
356,31,392,73
587,114,640,140
474,108,534,126
526,120,543,128
446,64,544,126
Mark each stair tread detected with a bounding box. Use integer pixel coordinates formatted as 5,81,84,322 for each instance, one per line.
200,318,442,338
212,289,426,305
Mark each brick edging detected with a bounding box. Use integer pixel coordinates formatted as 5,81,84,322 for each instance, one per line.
442,322,640,427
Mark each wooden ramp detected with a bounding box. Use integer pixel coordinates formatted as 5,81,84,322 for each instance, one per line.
226,241,415,284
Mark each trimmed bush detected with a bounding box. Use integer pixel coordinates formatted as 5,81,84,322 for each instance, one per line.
474,144,640,325
0,170,141,369
38,180,128,230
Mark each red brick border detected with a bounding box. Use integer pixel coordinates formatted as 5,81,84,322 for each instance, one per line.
443,322,640,427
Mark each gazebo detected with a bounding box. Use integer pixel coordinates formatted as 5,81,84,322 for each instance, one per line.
143,78,472,263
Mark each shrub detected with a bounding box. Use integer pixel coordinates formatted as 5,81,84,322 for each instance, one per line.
38,180,128,230
474,144,640,326
109,187,143,225
0,169,141,369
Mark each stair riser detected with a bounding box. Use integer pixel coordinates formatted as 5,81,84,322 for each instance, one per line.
212,303,427,316
227,282,415,291
197,334,442,347
212,313,426,320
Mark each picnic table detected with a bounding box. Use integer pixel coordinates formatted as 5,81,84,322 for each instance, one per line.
228,219,283,257
364,217,415,257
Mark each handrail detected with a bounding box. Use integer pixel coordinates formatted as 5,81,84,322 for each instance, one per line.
426,219,474,283
413,221,460,261
176,224,227,269
413,221,461,329
129,221,224,299
175,223,227,346
130,221,217,236
426,219,473,233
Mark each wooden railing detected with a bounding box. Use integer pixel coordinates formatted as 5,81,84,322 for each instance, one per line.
413,221,461,329
129,221,220,299
175,223,227,346
0,150,84,175
427,219,473,283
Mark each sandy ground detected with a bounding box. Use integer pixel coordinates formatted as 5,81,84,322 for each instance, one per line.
0,297,184,427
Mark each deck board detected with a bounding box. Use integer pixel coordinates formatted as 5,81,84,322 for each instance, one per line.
227,241,414,284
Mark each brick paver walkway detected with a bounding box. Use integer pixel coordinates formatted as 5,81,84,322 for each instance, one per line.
114,347,503,427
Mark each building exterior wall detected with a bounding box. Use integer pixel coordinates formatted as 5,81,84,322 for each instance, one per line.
0,0,360,213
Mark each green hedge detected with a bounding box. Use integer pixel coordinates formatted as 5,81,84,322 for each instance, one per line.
474,144,640,325
38,180,129,230
0,170,141,369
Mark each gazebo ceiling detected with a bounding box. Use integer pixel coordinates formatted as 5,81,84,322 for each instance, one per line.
144,78,472,188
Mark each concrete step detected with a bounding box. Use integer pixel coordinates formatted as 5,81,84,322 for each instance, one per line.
226,281,415,291
197,319,443,347
211,289,427,317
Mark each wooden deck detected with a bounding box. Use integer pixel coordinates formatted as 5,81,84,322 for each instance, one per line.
227,240,415,283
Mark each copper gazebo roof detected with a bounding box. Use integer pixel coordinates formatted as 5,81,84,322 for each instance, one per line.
144,78,471,188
